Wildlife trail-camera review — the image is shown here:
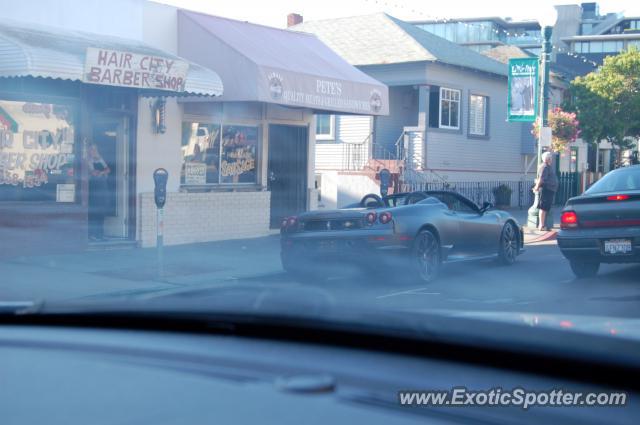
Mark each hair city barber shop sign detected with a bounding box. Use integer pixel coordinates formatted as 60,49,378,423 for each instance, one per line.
84,48,189,92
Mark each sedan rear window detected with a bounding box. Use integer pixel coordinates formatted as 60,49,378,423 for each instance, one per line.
585,168,640,194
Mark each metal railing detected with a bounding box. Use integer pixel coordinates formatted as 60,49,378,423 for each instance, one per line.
555,172,580,206
401,179,537,209
341,133,372,171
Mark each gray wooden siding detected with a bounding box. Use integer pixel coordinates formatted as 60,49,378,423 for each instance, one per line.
373,86,418,156
423,63,523,174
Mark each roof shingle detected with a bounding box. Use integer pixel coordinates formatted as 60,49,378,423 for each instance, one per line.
291,13,507,76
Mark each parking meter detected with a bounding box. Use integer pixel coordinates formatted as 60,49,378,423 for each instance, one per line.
153,168,168,279
153,168,168,209
378,168,391,197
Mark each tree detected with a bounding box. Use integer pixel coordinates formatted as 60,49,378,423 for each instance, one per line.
564,48,640,165
532,107,580,152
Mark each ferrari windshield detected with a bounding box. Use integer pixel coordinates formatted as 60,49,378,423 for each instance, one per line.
1,0,640,360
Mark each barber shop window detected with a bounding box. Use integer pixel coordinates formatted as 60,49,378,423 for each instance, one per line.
0,100,76,202
315,114,335,140
429,86,461,130
469,94,488,137
181,122,258,186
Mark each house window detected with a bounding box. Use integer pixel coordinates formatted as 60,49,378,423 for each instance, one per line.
439,87,461,130
315,114,335,140
469,94,488,136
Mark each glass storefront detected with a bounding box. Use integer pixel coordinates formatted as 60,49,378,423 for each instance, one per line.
417,21,503,44
181,121,258,186
0,100,76,202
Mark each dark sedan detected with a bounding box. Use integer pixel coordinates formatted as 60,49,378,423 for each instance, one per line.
280,191,523,283
558,165,640,278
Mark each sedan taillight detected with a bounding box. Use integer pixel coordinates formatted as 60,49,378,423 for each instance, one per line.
606,194,630,201
561,211,578,229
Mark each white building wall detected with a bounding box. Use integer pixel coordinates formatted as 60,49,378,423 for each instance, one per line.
136,98,183,194
142,1,178,53
315,114,372,170
139,191,270,247
0,0,144,38
336,174,381,207
315,143,344,170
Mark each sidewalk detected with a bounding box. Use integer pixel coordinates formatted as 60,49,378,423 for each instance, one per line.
1,235,283,302
504,207,562,244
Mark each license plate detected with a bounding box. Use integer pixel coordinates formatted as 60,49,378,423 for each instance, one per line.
604,239,632,255
317,240,338,252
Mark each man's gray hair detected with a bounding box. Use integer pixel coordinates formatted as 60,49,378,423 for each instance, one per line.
542,152,553,162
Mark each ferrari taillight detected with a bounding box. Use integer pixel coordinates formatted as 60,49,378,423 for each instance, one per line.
281,216,298,231
379,212,393,224
561,211,578,229
365,212,377,225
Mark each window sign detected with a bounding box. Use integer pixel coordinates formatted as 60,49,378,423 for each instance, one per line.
0,100,76,201
181,123,258,185
181,122,221,185
220,125,258,184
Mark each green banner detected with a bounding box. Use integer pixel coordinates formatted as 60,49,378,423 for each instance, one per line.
507,58,538,122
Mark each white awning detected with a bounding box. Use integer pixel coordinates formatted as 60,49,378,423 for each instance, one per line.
0,20,223,97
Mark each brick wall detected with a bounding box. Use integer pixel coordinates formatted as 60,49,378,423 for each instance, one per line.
139,191,271,247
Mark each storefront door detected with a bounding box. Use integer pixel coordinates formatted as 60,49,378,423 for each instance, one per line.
92,115,130,239
267,124,308,228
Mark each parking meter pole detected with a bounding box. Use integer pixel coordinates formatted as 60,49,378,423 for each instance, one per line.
152,168,168,280
157,207,164,279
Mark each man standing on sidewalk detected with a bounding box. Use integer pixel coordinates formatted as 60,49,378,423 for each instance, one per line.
534,152,558,231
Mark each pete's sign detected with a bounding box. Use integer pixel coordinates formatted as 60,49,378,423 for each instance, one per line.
84,48,189,92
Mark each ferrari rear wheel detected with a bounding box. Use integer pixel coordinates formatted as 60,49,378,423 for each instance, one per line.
413,229,441,283
498,222,519,265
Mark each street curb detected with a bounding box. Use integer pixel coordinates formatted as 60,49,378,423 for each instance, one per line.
525,230,558,244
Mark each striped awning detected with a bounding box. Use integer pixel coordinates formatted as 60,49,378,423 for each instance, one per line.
0,20,223,97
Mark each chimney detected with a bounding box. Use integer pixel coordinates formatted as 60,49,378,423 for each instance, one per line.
287,13,303,28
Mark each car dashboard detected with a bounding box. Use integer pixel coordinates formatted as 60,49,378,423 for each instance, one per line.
1,324,637,425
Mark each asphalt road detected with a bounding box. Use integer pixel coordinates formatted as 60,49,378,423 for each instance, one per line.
3,237,638,320
243,241,640,319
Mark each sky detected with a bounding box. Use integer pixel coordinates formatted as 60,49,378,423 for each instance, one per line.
155,0,640,28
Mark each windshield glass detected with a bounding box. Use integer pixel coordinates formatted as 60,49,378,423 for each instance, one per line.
1,0,640,373
585,167,640,194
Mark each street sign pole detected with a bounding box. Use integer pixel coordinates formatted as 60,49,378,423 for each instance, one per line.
527,25,553,229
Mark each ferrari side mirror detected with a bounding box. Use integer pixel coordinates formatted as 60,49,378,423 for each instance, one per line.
481,201,493,213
